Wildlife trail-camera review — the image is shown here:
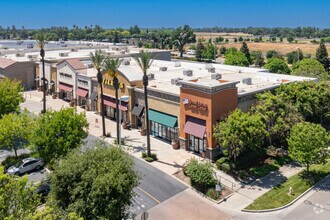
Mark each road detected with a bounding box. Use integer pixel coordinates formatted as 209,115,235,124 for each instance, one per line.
282,176,330,220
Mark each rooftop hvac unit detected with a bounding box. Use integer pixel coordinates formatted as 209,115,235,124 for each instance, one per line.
171,77,183,85
27,54,38,59
242,77,252,85
205,64,213,69
59,52,69,57
16,52,25,57
87,63,94,68
123,60,130,65
183,69,193,76
211,73,222,80
159,67,167,71
147,73,154,79
208,67,215,73
174,62,181,67
120,50,126,54
70,48,78,52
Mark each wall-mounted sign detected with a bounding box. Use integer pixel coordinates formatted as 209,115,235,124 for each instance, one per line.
102,79,124,89
183,98,208,111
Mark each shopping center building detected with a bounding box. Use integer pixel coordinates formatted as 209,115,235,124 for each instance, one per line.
99,60,316,160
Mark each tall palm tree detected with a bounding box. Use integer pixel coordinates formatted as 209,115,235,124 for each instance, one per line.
90,50,106,136
35,32,46,114
103,57,122,144
133,50,154,157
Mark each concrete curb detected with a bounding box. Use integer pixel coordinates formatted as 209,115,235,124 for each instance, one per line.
241,174,330,213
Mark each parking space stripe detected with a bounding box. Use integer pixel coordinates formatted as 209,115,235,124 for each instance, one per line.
137,187,161,204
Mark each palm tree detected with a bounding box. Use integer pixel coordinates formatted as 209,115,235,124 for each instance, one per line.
35,32,46,113
90,50,106,136
133,50,154,157
103,57,122,144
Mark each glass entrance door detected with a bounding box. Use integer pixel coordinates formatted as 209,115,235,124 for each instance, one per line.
189,135,206,154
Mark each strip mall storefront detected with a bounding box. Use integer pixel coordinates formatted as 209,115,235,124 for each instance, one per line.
179,80,239,160
58,81,73,101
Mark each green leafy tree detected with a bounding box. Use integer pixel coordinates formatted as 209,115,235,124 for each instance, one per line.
316,41,330,71
219,46,227,55
286,49,303,64
224,51,249,67
49,141,140,220
31,108,88,164
203,43,217,60
292,58,328,80
264,58,291,74
266,50,280,59
287,36,294,43
195,41,205,61
288,122,330,172
214,109,267,163
225,47,238,54
275,81,330,124
172,25,196,57
238,36,243,42
0,110,36,157
0,166,40,220
0,78,24,118
215,36,224,43
240,41,251,64
252,92,303,147
251,50,265,67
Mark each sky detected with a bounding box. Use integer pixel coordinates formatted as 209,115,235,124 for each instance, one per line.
1,0,330,29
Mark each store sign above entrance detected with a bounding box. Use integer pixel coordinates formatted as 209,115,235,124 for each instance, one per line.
182,98,208,111
102,79,124,89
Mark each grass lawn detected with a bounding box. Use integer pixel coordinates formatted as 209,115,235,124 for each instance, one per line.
248,156,291,178
245,160,330,210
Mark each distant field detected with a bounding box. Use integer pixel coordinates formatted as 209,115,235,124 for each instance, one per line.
217,42,330,57
195,32,253,40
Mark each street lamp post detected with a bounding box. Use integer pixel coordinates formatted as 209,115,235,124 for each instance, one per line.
118,95,129,148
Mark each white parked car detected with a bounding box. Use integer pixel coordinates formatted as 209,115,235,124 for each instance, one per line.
6,158,44,176
186,50,196,55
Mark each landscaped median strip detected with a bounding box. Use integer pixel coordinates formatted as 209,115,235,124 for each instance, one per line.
242,160,330,212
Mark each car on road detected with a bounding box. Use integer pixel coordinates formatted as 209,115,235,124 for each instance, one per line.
36,179,51,201
186,50,196,55
6,157,44,176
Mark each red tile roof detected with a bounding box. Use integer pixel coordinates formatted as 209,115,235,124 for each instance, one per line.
63,58,86,70
0,58,16,69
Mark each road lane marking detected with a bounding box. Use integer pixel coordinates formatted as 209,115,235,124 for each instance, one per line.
137,187,161,204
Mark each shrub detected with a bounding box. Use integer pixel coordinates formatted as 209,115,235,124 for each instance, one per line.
113,139,125,145
206,188,222,200
216,157,228,170
145,157,154,163
221,162,231,174
151,153,158,161
105,132,111,137
1,153,31,170
185,159,217,192
141,151,147,158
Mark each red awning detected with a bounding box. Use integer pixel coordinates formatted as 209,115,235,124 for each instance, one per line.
76,88,88,97
102,95,128,111
58,83,73,92
184,117,206,139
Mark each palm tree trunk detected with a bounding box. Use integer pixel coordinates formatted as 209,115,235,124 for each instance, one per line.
143,75,151,157
41,49,46,114
113,77,120,144
99,82,106,137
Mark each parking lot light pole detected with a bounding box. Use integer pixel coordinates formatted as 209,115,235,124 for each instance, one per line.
118,95,129,148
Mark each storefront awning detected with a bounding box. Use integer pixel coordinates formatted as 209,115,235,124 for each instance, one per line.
76,88,88,97
58,83,73,92
102,95,128,111
132,105,144,117
90,91,98,100
148,109,177,128
184,117,206,139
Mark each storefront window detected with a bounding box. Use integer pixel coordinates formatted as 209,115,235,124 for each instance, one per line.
189,135,206,154
151,121,178,143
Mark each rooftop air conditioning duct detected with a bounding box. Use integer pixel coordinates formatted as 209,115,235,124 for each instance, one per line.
59,52,69,57
70,48,78,52
27,54,38,59
211,73,222,80
159,67,167,71
183,69,193,76
123,60,130,65
171,77,183,85
242,77,252,85
208,67,215,73
87,63,94,68
147,73,154,79
174,62,181,67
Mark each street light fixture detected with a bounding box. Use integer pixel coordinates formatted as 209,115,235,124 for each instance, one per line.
118,95,129,148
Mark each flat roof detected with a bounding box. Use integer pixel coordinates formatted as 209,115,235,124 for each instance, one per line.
118,60,316,95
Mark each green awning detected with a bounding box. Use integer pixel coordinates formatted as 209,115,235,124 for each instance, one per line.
148,109,177,128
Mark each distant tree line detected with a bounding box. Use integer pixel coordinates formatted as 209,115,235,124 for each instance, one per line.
193,27,330,38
